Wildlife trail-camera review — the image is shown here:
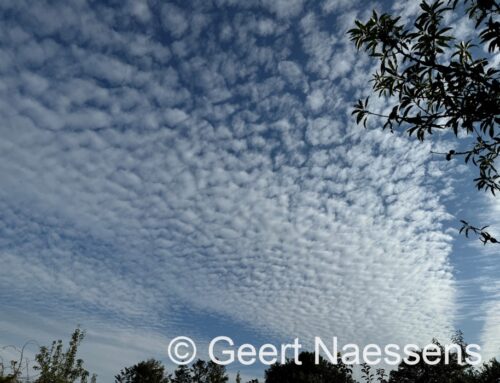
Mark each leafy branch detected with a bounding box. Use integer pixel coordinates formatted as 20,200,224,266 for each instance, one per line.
349,0,500,244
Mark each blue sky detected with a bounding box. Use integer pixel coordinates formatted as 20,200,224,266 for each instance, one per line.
0,0,499,381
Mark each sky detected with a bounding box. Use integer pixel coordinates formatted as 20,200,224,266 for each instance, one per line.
0,0,499,381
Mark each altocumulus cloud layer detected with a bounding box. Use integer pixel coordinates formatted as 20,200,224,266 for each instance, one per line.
0,0,496,379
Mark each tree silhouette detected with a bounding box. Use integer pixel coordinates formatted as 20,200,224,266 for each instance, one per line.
3,330,499,382
349,0,500,244
33,327,96,383
115,359,169,383
205,361,228,383
264,351,355,383
172,365,192,383
191,360,209,383
475,359,500,382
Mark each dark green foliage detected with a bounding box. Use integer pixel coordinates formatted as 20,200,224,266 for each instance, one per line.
4,329,499,382
173,365,192,383
361,363,388,383
191,360,209,383
381,333,499,382
264,351,355,383
0,373,19,383
33,328,96,383
349,0,500,244
0,359,21,383
474,359,500,382
205,361,229,383
115,359,169,383
387,338,474,382
181,360,228,383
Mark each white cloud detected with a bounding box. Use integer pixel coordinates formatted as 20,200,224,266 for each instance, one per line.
1,0,494,380
161,3,189,38
260,0,305,19
307,88,325,111
322,0,355,14
481,300,500,360
278,60,308,91
128,0,152,23
164,108,190,126
305,117,343,145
